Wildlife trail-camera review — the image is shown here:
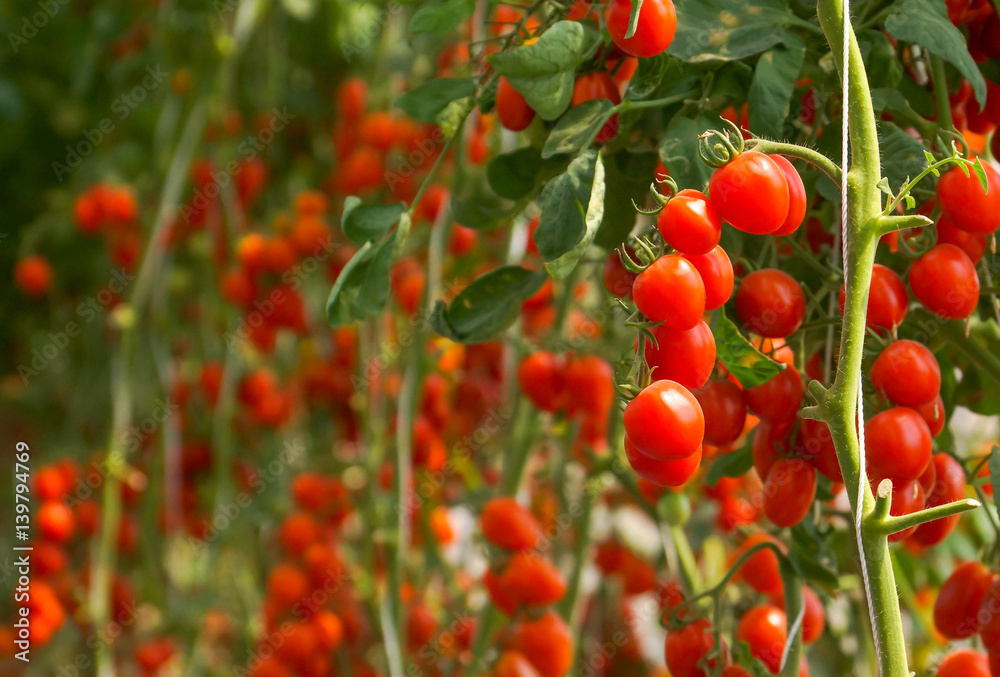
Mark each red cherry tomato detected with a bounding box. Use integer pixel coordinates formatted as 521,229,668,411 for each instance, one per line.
511,611,573,677
734,269,806,338
753,420,793,479
794,418,842,483
936,163,1000,234
910,453,966,546
937,650,991,677
632,255,706,329
692,379,747,447
709,151,790,235
644,321,717,390
481,497,541,551
937,215,988,263
865,407,932,486
912,394,946,437
665,619,723,677
603,249,638,298
623,380,705,461
884,478,925,542
738,532,784,596
910,243,980,319
571,72,621,143
769,156,807,236
625,436,702,487
605,0,677,58
496,77,536,132
980,577,1000,653
870,340,941,407
657,189,722,255
764,458,816,528
838,264,909,331
934,560,996,639
682,245,734,310
736,605,787,674
517,352,565,412
744,365,803,423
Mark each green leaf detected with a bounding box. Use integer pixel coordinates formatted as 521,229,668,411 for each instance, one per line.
747,35,805,139
705,444,753,486
341,198,405,245
712,313,786,388
542,99,614,158
626,0,644,38
885,0,987,108
409,0,475,34
452,195,520,230
535,151,606,278
858,30,903,90
431,266,548,342
670,0,795,62
988,446,1000,510
788,523,841,591
486,147,569,200
878,121,929,191
595,150,658,250
659,113,716,190
326,227,402,326
395,77,478,123
489,21,593,120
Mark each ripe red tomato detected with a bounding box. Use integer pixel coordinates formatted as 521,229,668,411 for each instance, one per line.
910,243,980,319
753,420,793,479
500,552,567,606
623,380,705,460
481,498,541,551
496,77,536,132
625,435,702,487
13,255,53,297
980,577,1000,653
912,394,946,437
563,355,614,418
605,0,677,58
738,532,784,596
744,365,803,423
764,458,816,528
692,379,747,447
937,215,988,263
571,72,621,143
794,418,841,483
495,651,543,677
934,560,996,639
657,189,722,255
734,269,806,338
632,255,706,329
681,245,734,310
709,151,789,235
936,163,1000,234
736,605,787,674
870,340,941,407
865,407,932,486
664,618,722,677
511,611,573,677
885,479,925,542
838,264,908,331
910,453,966,546
38,501,75,543
603,249,638,298
644,321,717,390
937,650,991,677
517,352,565,412
769,156,807,237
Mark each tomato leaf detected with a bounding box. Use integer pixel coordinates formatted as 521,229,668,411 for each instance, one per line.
542,99,614,158
659,113,716,190
489,21,594,120
409,0,475,35
535,151,606,278
595,150,658,250
452,195,520,230
430,265,548,342
670,0,796,62
487,147,568,200
395,77,478,123
885,0,987,108
747,35,805,139
705,444,753,486
341,197,405,244
987,446,1000,511
712,313,786,388
326,226,402,326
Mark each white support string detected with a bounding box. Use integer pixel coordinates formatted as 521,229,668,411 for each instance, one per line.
840,0,882,670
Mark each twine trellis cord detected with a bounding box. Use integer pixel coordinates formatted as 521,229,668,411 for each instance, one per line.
839,0,882,671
